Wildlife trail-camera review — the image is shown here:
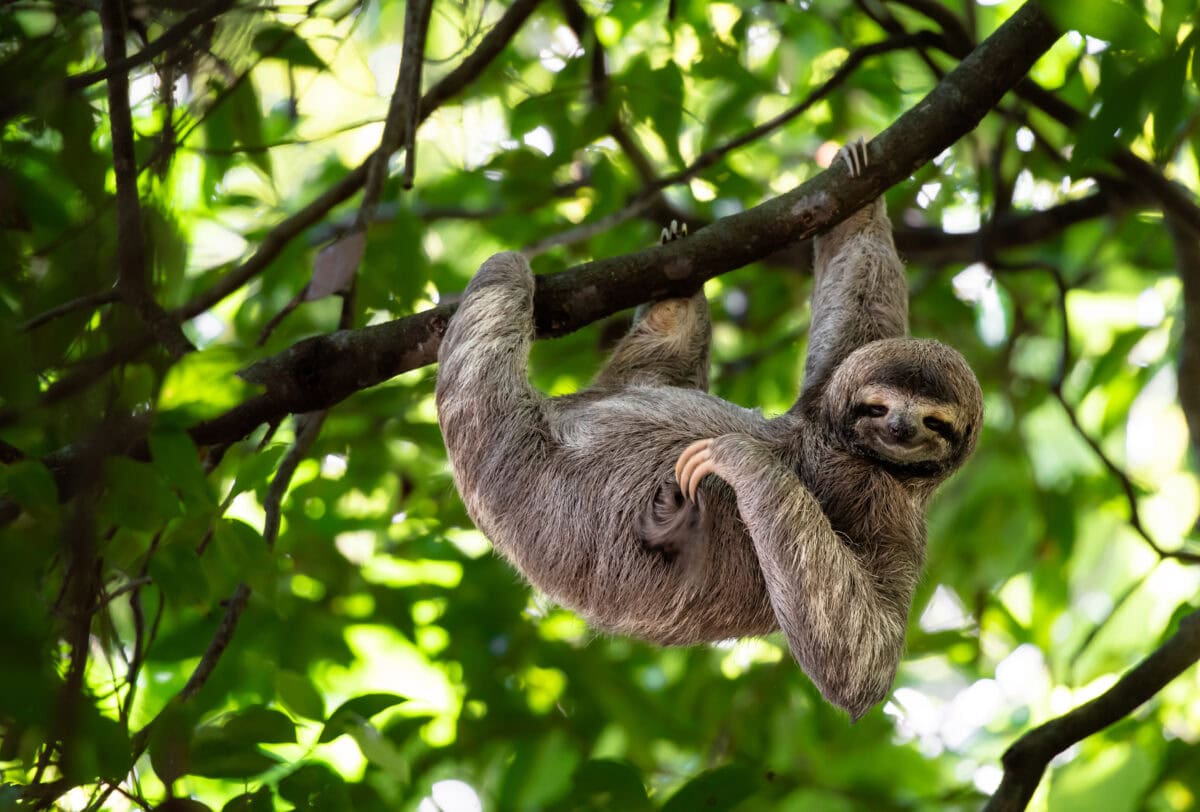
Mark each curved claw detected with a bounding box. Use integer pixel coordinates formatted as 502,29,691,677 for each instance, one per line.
837,136,869,178
660,219,689,245
675,438,716,501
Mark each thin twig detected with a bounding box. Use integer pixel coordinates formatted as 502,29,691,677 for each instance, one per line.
19,289,120,333
1067,567,1155,677
178,582,251,702
262,412,327,548
529,20,939,256
98,576,153,607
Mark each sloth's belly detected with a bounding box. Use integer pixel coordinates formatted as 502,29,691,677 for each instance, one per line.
473,386,780,640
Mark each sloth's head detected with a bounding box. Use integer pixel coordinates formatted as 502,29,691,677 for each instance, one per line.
825,338,983,480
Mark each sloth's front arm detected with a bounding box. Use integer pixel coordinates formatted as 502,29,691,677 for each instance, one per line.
677,434,909,719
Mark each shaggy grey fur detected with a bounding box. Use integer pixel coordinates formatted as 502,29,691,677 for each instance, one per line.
435,145,983,719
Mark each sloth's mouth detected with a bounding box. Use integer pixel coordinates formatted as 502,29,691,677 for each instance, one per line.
870,436,937,464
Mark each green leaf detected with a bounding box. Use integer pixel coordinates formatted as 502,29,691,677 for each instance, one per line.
554,759,651,812
661,764,761,812
148,533,214,609
348,724,408,779
1070,60,1144,168
230,444,288,498
1151,48,1190,161
1,460,58,515
211,520,274,594
275,670,325,720
99,457,183,533
222,705,296,745
221,788,273,812
190,748,281,780
1047,1,1158,52
78,706,132,783
1161,0,1193,43
1193,38,1200,95
190,728,281,779
149,701,195,788
158,348,253,420
253,25,327,69
150,429,214,509
278,763,352,811
154,799,214,812
229,81,269,176
622,56,684,163
318,693,407,743
362,206,428,313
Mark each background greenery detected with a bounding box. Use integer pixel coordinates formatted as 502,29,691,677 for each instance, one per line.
1,0,1199,809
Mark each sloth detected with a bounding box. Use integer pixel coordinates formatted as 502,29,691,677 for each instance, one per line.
435,140,983,719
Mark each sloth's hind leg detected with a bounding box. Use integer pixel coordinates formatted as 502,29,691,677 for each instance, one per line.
591,221,712,392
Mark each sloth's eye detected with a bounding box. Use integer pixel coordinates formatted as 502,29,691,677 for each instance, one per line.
923,416,948,432
860,403,888,418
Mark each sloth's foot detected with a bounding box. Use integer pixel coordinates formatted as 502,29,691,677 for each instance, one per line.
675,438,717,502
660,219,688,244
837,136,869,178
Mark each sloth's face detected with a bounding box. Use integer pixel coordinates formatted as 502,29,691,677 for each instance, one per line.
846,383,966,474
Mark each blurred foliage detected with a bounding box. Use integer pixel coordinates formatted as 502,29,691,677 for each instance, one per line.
1,0,1200,810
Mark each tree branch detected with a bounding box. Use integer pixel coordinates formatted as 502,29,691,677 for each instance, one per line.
196,2,1063,446
894,183,1141,266
985,607,1200,812
178,582,251,702
98,0,194,358
19,288,120,333
398,0,432,190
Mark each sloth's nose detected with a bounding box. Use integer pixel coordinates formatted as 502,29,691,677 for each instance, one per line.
888,416,917,442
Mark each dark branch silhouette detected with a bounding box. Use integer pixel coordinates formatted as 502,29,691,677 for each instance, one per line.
985,607,1200,811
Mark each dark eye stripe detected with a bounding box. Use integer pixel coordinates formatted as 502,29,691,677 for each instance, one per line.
854,403,888,418
923,417,959,443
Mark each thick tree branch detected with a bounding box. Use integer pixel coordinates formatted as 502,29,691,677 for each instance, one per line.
985,607,1200,812
198,2,1063,445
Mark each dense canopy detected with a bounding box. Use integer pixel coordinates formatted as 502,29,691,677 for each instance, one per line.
1,0,1199,810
